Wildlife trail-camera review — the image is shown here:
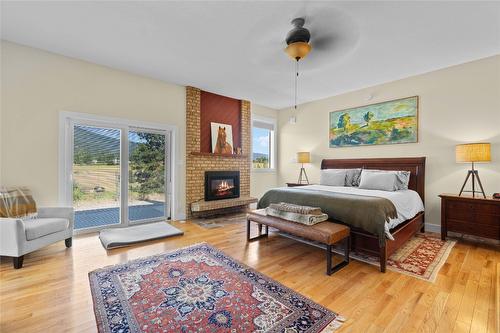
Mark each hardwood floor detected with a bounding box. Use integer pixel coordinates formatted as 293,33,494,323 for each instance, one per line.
1,218,498,333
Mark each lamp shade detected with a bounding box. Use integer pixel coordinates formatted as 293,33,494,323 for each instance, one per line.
455,143,491,162
297,152,310,163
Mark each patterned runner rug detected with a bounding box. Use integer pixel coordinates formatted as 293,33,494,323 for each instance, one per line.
279,232,455,282
340,233,455,282
89,243,345,333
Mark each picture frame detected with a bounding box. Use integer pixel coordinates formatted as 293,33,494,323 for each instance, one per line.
211,122,234,154
329,96,418,148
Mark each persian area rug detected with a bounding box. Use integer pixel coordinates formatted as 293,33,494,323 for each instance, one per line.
89,243,345,333
279,232,455,282
341,233,455,282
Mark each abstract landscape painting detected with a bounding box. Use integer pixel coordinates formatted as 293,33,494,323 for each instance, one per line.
329,96,418,148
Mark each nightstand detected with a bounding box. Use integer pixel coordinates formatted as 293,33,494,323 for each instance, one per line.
439,194,500,241
286,183,311,187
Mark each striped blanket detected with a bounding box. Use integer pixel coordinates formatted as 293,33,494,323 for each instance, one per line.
0,187,37,218
265,207,329,225
266,202,328,225
268,202,322,215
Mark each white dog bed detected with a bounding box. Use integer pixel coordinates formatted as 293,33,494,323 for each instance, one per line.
99,222,183,249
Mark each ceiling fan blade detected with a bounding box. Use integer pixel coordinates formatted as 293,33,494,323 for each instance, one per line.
310,34,336,51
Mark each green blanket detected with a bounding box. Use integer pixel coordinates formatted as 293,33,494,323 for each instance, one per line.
258,188,398,246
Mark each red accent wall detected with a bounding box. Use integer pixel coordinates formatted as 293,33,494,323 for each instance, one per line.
200,91,242,153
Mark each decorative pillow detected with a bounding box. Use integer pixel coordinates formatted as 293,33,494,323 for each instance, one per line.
0,187,37,219
319,169,347,186
358,170,397,191
345,168,362,187
362,169,411,190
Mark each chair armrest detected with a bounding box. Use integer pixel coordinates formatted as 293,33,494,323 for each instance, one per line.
37,207,74,229
0,218,26,256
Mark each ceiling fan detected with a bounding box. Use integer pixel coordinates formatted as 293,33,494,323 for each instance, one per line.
284,17,313,114
284,17,312,61
282,16,342,114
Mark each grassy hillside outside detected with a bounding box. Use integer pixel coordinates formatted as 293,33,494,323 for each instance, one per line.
73,164,164,208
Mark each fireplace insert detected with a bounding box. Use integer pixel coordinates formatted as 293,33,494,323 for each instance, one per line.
205,171,240,201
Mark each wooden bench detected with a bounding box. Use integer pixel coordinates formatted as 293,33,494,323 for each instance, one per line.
246,210,350,275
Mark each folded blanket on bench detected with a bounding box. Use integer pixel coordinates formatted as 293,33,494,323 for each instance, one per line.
269,202,322,215
265,207,329,225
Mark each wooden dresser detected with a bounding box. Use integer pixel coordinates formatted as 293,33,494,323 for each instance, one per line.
286,183,310,187
439,194,500,241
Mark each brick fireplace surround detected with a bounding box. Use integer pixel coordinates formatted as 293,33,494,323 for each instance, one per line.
185,87,255,218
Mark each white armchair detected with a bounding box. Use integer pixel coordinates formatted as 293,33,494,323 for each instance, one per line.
0,207,74,268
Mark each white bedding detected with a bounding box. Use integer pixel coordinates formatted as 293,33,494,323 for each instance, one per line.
297,185,425,239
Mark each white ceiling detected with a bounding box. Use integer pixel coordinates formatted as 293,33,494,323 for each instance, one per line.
2,1,499,109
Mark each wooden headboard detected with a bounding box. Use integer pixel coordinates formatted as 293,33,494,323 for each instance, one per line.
321,157,426,202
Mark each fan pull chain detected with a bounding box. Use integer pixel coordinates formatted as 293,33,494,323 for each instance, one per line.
294,59,299,110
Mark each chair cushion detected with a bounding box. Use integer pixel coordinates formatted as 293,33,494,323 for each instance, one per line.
24,218,69,241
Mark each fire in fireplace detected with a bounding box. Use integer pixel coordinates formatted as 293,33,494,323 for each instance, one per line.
205,171,240,201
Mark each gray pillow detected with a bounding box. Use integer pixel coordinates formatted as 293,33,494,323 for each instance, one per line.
358,170,397,191
319,169,347,186
320,168,362,186
362,169,411,190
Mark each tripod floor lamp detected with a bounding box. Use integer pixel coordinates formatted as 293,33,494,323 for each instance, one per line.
456,143,490,198
296,152,310,184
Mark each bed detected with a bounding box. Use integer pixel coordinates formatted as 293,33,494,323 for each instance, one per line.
258,157,426,272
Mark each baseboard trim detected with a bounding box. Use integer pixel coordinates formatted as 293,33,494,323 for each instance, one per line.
425,223,441,233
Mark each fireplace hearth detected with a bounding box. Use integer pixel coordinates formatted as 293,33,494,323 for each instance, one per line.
205,171,240,201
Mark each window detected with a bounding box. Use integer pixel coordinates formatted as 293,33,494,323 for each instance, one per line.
252,116,276,170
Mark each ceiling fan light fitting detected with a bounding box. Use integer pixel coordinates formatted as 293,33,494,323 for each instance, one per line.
285,42,312,60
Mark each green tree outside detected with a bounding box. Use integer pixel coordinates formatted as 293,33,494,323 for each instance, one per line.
129,133,165,200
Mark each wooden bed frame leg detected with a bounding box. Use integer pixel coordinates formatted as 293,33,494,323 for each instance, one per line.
380,245,387,273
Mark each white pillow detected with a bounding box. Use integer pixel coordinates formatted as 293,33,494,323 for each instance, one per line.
358,170,397,191
361,169,411,190
320,169,347,186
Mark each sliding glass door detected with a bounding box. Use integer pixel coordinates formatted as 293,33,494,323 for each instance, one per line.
73,124,122,229
68,120,171,232
128,129,168,223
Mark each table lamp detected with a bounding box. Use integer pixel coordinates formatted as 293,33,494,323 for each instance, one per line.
456,143,490,198
297,152,310,184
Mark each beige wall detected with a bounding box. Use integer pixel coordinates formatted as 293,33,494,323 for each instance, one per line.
251,104,279,198
278,55,500,229
0,41,278,217
0,41,187,218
